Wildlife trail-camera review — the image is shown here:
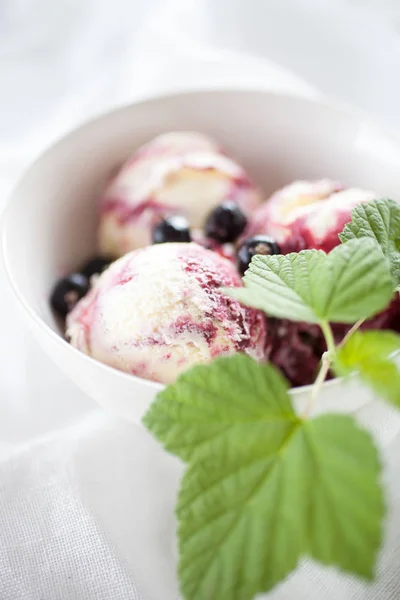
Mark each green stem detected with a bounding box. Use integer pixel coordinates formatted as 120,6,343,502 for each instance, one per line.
302,352,331,418
303,318,364,419
337,318,365,350
303,321,335,419
320,321,336,356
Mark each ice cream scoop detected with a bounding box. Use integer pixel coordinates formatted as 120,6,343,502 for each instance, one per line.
246,180,375,253
244,179,400,387
98,131,261,257
66,242,267,384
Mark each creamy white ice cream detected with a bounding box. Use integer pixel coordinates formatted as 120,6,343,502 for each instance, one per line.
98,132,261,256
67,243,267,384
246,179,375,252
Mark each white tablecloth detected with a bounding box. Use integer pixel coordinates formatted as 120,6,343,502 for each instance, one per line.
2,1,400,598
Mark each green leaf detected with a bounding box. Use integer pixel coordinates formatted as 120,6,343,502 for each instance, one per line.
177,414,384,600
227,250,325,323
317,239,392,322
144,354,384,598
227,238,393,324
143,354,299,463
339,198,400,289
335,330,400,407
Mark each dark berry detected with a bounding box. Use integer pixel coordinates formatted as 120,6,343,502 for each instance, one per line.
152,215,191,244
50,273,90,318
205,201,248,243
81,256,111,279
237,235,281,275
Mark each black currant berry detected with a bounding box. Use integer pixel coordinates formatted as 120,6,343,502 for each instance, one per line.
152,215,191,244
237,235,281,275
50,273,90,318
205,201,248,243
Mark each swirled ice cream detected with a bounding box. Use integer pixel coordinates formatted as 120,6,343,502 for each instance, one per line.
66,243,267,384
244,179,400,385
98,132,261,257
246,180,375,253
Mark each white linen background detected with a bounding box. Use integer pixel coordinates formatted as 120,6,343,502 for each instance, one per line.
2,1,400,599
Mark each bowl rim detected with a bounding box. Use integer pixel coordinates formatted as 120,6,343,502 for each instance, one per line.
2,86,397,399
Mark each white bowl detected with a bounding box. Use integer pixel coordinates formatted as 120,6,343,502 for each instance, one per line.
3,89,400,423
